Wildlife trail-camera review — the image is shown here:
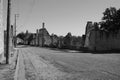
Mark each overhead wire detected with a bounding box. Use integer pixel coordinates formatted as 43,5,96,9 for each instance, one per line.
16,0,36,31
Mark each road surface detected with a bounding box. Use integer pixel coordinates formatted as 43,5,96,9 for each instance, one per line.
18,46,120,80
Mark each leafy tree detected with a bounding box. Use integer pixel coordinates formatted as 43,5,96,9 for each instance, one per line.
17,32,34,45
114,9,120,29
102,7,117,21
100,7,120,32
64,32,72,48
17,32,25,41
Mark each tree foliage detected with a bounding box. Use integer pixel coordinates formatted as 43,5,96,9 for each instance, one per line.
100,7,120,32
17,32,25,40
63,32,72,48
17,32,34,45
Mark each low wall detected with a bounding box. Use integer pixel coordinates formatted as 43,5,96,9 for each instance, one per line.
85,29,120,51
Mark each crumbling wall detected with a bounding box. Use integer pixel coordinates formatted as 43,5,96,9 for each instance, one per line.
94,30,120,51
85,21,120,51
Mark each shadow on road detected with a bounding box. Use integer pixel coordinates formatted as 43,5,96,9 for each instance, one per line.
16,45,29,48
48,47,120,54
16,45,120,54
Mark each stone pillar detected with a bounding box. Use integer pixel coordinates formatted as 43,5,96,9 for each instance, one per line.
85,21,92,35
84,21,93,48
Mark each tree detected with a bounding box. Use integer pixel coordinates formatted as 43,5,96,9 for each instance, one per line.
114,9,120,29
100,7,119,32
17,32,34,45
64,32,72,49
17,32,25,41
102,7,117,22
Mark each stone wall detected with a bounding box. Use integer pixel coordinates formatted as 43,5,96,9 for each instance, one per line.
84,21,120,51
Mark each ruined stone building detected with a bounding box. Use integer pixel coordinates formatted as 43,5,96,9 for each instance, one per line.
57,33,83,50
84,21,120,51
38,23,51,47
31,23,51,47
50,34,59,48
29,33,36,45
29,22,84,50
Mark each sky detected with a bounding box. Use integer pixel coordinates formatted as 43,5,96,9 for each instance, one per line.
3,0,120,36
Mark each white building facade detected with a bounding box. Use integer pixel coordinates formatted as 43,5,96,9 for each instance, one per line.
0,0,3,54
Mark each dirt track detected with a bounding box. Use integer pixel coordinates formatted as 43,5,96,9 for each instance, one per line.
17,46,120,80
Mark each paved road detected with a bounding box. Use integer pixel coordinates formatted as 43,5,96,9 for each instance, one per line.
18,46,120,80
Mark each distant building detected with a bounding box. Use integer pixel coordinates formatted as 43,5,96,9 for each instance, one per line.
30,33,36,45
58,33,83,50
50,34,59,48
35,29,39,46
34,22,51,47
39,29,51,46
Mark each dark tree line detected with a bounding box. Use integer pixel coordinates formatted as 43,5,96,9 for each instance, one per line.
17,31,33,45
100,7,120,32
17,32,25,41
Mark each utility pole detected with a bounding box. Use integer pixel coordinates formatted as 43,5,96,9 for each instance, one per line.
6,0,11,64
14,14,19,47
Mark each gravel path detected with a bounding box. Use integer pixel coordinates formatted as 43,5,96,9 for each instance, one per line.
21,49,71,80
18,47,120,80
